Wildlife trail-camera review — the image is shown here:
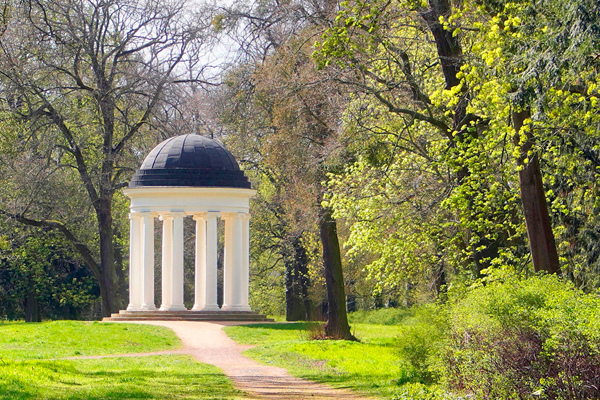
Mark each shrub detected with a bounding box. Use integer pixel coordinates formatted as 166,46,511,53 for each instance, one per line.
395,305,448,384
445,274,600,400
393,382,453,400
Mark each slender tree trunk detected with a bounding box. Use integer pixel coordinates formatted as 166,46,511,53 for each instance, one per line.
513,109,560,274
319,206,355,340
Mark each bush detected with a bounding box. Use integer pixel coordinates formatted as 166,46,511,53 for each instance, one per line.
395,305,448,384
445,274,600,400
393,382,453,400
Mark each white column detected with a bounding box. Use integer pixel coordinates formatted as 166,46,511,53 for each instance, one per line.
160,212,186,311
240,213,251,311
127,212,142,311
223,212,244,311
206,212,220,310
171,212,186,310
159,213,173,311
192,212,219,311
140,212,156,310
192,214,206,310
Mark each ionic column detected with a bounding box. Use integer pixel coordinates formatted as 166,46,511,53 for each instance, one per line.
140,212,156,310
127,212,142,311
159,213,187,311
222,212,244,311
240,213,251,311
192,212,219,311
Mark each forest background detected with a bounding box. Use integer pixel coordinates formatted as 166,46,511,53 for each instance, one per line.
0,0,599,327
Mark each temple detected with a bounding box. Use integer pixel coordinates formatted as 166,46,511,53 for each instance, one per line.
105,134,270,321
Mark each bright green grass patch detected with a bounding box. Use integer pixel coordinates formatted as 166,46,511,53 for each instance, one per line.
348,308,415,326
0,355,243,399
224,322,319,345
224,323,411,399
0,321,180,359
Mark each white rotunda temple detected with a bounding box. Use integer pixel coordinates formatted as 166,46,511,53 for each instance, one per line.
106,135,270,321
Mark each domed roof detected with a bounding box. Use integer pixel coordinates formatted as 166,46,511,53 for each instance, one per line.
129,135,251,189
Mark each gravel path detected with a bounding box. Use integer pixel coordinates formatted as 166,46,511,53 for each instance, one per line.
103,320,372,400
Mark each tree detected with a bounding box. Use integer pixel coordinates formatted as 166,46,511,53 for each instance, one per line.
215,11,355,336
314,0,519,290
0,0,211,316
0,226,98,322
463,0,600,275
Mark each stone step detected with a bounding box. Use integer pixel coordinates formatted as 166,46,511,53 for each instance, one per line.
102,309,273,322
117,310,259,316
104,316,273,322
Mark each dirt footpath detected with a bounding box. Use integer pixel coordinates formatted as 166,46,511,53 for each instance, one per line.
112,320,373,400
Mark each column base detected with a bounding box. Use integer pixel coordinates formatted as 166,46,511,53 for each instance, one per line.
126,304,142,311
192,304,220,312
159,305,188,311
141,304,157,311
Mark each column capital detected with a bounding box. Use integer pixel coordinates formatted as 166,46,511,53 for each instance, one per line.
159,212,183,221
159,213,171,221
206,211,221,219
191,212,208,221
221,211,243,220
129,211,141,220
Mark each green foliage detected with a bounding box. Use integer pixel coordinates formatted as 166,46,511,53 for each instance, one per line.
445,274,600,399
395,305,448,384
0,229,99,320
392,383,453,400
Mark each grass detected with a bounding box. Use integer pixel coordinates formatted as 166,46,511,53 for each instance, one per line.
0,320,181,359
348,307,415,326
0,321,243,399
0,355,243,399
224,322,411,399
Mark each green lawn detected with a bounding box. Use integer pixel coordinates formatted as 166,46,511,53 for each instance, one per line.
224,322,423,399
0,321,180,359
0,355,243,400
0,321,243,399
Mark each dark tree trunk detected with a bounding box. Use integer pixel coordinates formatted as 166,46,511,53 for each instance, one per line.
97,197,121,317
24,286,40,323
285,236,311,321
319,206,355,340
513,109,560,274
433,257,447,296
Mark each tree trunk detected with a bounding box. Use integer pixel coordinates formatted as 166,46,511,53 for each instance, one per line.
97,198,121,317
285,236,311,321
319,206,355,340
513,109,560,274
24,285,40,323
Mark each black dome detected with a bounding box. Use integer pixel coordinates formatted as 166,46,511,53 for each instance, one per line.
129,135,251,188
